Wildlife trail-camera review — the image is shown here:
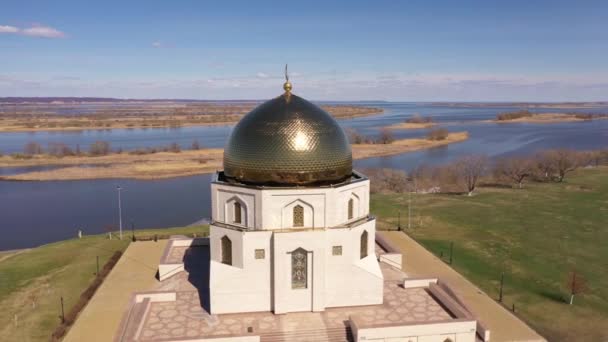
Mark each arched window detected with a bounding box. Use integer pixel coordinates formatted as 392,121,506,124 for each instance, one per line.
360,230,368,259
293,205,304,227
233,202,242,224
221,235,232,265
348,198,354,220
292,248,307,289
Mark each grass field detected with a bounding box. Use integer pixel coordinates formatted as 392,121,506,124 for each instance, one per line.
371,167,608,341
0,225,208,342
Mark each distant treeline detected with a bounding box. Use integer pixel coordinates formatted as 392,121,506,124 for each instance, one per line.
496,110,607,121
366,149,608,195
2,139,206,159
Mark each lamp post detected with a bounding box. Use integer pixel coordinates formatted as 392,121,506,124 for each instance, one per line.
407,177,414,230
117,185,123,240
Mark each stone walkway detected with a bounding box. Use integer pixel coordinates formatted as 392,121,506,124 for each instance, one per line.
379,231,547,342
64,240,168,342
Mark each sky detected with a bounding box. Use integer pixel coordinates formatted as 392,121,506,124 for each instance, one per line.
1,0,607,101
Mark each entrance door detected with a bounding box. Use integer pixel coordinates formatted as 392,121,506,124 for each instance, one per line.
289,247,313,312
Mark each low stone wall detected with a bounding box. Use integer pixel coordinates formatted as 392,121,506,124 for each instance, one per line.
402,277,438,289
158,237,209,281
351,316,477,342
379,253,402,269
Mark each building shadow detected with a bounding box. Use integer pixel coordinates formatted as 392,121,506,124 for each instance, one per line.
183,243,211,312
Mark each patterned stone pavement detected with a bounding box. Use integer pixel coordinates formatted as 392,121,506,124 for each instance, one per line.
136,279,452,340
126,242,453,340
164,246,190,264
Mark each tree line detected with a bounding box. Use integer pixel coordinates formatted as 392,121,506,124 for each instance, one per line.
367,149,608,195
5,140,204,159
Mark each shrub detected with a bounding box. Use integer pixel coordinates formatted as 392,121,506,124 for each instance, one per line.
191,140,201,150
169,142,181,153
405,113,433,124
496,110,533,121
24,141,43,155
48,142,74,157
347,128,366,144
11,153,33,160
574,113,593,121
89,141,110,156
427,128,449,141
376,128,395,144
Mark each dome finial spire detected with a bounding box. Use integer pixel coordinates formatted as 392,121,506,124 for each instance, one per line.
283,64,292,94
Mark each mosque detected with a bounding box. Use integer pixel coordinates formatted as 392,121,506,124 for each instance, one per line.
116,75,488,342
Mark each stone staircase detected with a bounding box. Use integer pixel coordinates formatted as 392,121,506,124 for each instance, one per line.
260,326,353,342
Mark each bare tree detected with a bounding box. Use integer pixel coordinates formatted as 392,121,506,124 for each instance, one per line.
365,168,408,193
169,142,181,153
47,142,74,157
585,150,605,167
426,128,449,141
376,128,395,144
455,155,488,196
24,142,43,155
346,128,366,144
495,156,534,188
565,270,588,305
89,141,111,156
547,149,581,182
533,151,556,181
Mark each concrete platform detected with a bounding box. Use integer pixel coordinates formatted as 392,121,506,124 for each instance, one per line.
115,239,478,342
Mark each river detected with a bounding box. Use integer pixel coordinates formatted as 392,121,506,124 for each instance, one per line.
1,102,607,250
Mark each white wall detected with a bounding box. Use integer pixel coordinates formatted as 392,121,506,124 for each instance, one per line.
209,173,383,315
209,226,273,314
211,175,370,230
325,220,383,308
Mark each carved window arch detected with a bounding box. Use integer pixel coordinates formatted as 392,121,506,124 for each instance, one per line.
292,247,308,289
348,198,354,220
221,235,232,265
360,230,368,259
293,205,304,227
233,202,242,224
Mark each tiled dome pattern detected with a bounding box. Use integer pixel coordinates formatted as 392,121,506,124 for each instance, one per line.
223,93,352,185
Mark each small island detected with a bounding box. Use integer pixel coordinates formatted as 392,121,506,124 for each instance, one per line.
492,110,608,124
0,131,469,181
388,114,437,129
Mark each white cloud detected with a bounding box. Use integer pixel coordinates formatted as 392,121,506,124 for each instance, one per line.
152,41,162,48
21,25,65,38
256,72,269,79
0,24,65,38
0,25,19,33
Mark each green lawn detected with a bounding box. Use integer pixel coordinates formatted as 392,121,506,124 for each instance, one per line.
0,225,208,341
372,167,608,341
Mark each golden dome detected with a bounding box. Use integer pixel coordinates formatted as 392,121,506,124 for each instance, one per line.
223,92,352,185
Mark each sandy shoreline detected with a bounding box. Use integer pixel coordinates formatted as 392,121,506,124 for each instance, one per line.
0,132,468,181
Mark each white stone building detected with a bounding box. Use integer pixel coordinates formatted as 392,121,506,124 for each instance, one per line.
120,79,499,342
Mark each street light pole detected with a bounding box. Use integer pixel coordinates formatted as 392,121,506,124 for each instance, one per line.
407,177,414,230
117,185,123,240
